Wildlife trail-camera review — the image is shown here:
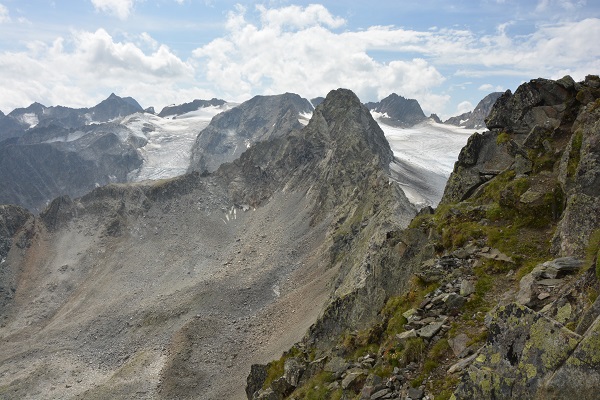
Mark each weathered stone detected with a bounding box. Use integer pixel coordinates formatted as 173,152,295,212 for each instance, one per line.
447,352,478,374
454,303,582,399
537,292,551,300
460,279,476,297
407,386,424,399
246,364,268,400
270,376,293,398
370,388,391,399
324,356,349,375
417,321,444,339
442,292,466,315
396,329,417,341
541,257,584,278
516,272,537,306
402,308,418,319
541,314,600,399
480,248,514,263
448,333,470,357
342,371,366,392
514,154,533,175
519,189,543,204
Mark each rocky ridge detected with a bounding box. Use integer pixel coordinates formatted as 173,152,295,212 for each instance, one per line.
246,75,600,400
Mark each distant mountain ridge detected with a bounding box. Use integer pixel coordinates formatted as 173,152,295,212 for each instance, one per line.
158,98,226,118
366,93,427,127
0,93,144,143
444,92,503,129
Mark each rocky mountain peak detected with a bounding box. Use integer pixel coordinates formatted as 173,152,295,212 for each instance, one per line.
310,88,393,169
366,93,426,127
188,92,313,173
247,75,600,400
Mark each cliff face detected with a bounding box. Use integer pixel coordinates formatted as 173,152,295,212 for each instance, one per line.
247,75,600,400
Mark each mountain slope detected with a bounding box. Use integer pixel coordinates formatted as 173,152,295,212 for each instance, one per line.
0,88,415,399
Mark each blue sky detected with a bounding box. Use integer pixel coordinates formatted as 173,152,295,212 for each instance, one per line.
0,1,598,119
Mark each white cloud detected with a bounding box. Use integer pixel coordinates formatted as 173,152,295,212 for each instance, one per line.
537,0,586,12
457,101,473,114
0,29,197,112
0,3,10,23
91,0,135,20
478,84,494,91
192,5,448,113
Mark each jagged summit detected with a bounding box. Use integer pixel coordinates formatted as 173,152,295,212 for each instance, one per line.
366,93,427,127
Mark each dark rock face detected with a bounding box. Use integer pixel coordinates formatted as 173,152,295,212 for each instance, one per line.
157,98,226,117
0,204,33,316
188,93,313,173
365,93,426,127
445,92,502,129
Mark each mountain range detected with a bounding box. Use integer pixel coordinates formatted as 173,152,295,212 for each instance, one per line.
0,91,477,212
0,75,599,399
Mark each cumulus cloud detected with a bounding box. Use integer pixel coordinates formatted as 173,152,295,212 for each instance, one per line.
1,3,598,117
191,5,599,114
91,0,135,20
0,29,197,112
192,4,448,113
457,101,473,114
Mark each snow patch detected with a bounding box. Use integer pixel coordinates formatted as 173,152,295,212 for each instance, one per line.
298,111,312,126
18,113,39,128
